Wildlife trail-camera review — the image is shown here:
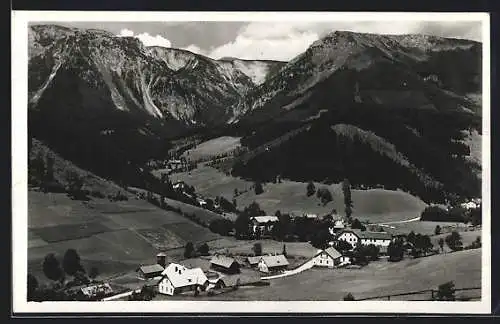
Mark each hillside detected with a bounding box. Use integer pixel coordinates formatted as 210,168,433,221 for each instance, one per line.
28,190,226,283
233,31,481,123
227,32,482,203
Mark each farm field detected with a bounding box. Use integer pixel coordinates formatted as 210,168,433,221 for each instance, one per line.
175,248,481,301
27,190,229,284
171,166,428,223
182,136,242,161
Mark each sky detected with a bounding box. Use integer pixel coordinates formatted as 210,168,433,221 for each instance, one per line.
40,21,483,61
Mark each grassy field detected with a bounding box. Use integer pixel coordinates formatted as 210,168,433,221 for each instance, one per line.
27,190,228,284
171,166,428,223
176,248,481,301
182,136,241,161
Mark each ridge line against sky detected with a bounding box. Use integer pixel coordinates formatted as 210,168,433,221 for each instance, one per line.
37,21,482,61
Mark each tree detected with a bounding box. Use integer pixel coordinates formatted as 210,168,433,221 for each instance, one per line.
43,253,64,282
27,273,39,301
438,237,445,252
29,152,45,185
44,155,55,183
254,181,264,195
364,244,380,261
306,181,316,197
62,249,83,276
434,225,442,235
343,293,355,301
351,219,366,231
445,231,463,251
66,170,84,199
387,238,404,262
316,188,333,205
184,242,194,258
209,219,234,236
436,281,455,301
352,244,368,265
337,240,353,253
89,267,99,280
234,213,251,239
198,243,210,256
413,234,433,257
311,228,331,249
252,242,262,256
342,179,353,220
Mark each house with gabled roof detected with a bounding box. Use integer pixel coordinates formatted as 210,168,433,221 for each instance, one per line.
136,264,165,279
312,247,350,268
250,216,279,236
157,263,209,296
337,229,393,250
210,254,240,274
257,254,289,273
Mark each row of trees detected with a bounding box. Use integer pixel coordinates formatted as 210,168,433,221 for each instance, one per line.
421,205,481,226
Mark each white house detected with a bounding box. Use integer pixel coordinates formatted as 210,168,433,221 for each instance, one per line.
158,263,208,296
250,216,279,236
337,230,393,250
257,254,289,273
312,247,350,268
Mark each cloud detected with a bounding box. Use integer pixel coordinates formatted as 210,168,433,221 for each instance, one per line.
203,21,482,61
182,44,205,55
118,28,171,48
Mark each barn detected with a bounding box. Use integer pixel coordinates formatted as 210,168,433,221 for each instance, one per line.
210,255,241,274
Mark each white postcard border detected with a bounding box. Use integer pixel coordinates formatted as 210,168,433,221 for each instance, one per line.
11,10,492,314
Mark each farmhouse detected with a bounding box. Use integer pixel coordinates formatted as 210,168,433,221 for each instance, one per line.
246,256,262,267
250,216,279,236
337,230,393,250
136,264,165,279
210,255,241,274
258,254,289,273
312,247,350,268
158,263,209,296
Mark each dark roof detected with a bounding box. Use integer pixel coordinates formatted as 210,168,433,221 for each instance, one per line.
317,247,342,259
261,255,289,268
138,264,165,274
210,255,238,268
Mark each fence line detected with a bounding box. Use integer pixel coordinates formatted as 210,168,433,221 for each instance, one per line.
356,287,481,301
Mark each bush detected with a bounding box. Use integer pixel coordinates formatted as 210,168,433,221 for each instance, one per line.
254,181,264,195
343,293,355,301
421,206,466,222
184,242,195,258
436,281,455,301
198,243,210,256
306,181,316,197
351,219,366,231
445,231,463,251
316,187,333,205
209,219,234,236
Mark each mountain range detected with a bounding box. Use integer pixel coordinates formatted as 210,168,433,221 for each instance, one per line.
27,24,482,203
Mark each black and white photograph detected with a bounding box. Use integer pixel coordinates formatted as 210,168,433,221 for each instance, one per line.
12,11,491,314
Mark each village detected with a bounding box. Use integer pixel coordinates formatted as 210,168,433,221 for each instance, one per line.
26,161,482,302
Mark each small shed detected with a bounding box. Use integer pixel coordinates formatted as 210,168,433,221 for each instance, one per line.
137,264,165,279
210,255,240,274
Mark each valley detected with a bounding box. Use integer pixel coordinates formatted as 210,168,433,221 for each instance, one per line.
25,24,484,304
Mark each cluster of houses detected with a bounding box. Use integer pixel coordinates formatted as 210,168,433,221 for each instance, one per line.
132,225,396,298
